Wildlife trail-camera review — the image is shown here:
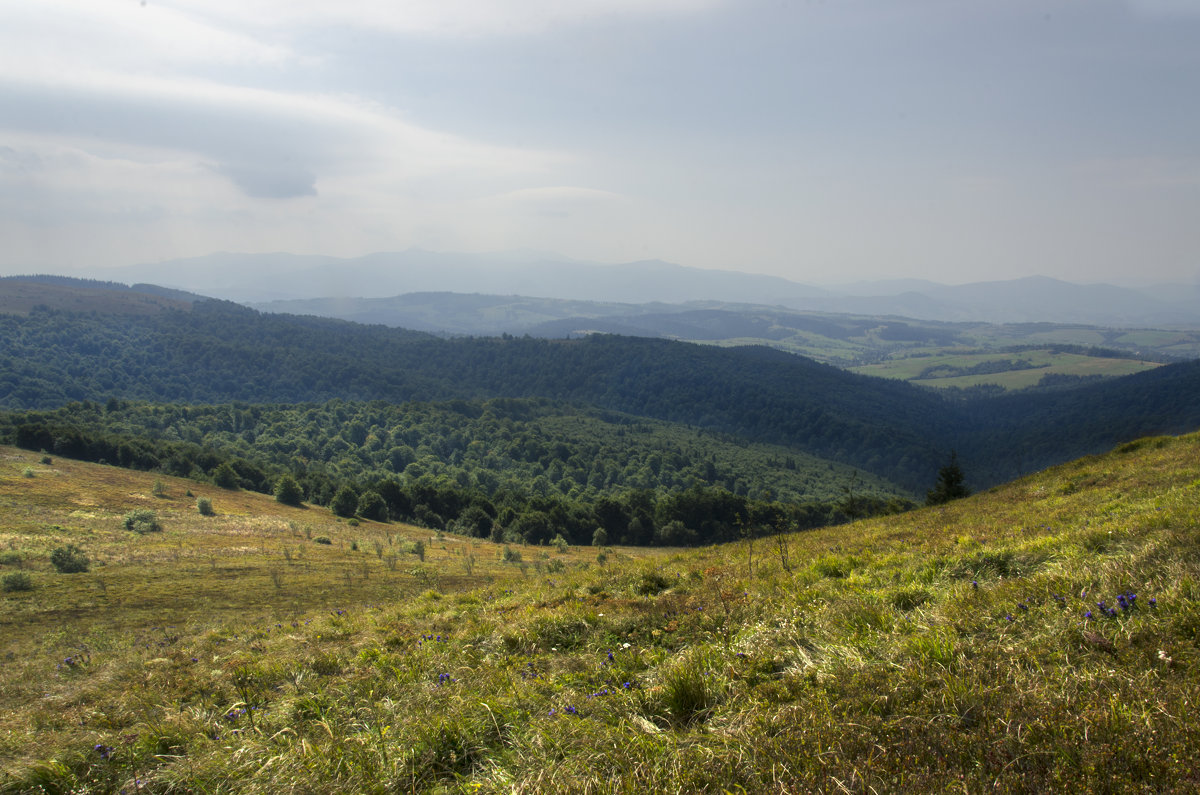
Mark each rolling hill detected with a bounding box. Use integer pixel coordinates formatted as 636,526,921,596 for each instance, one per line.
2,428,1198,791
3,280,1200,497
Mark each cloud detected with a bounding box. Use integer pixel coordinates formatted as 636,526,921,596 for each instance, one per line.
170,0,724,38
0,67,565,201
0,0,292,80
215,162,318,199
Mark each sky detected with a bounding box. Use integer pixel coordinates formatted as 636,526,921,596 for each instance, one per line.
1,0,1198,286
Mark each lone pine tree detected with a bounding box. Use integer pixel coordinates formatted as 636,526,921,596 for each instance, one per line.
926,451,969,506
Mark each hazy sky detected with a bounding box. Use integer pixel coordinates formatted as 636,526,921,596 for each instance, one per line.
1,0,1198,285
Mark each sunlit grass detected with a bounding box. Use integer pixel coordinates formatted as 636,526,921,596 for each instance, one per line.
2,432,1200,792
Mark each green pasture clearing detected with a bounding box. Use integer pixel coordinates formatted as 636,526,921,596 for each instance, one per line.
852,349,1161,389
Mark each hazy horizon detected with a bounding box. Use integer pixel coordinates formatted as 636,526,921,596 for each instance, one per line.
3,1,1199,287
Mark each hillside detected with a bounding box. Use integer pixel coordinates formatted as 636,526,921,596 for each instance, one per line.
1,399,914,547
252,291,1199,369
2,432,1199,791
3,283,1200,495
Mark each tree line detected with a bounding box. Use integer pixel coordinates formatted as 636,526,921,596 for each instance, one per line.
3,400,914,546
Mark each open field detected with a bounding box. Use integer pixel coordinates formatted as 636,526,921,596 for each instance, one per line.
849,349,1162,390
2,435,1200,792
0,450,644,646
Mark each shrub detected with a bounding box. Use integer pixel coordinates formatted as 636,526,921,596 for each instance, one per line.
501,545,522,563
40,455,52,465
196,497,214,516
412,540,425,562
0,552,22,568
50,545,89,574
357,490,388,522
274,474,304,507
22,467,34,478
592,527,609,546
329,486,358,518
213,462,240,489
636,570,671,596
313,536,332,545
123,509,162,534
2,571,33,592
551,534,569,553
152,480,167,497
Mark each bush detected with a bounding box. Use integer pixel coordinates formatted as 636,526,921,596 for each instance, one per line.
636,571,672,595
313,536,332,545
357,490,388,522
274,474,304,507
2,572,33,592
40,455,52,465
552,534,569,553
329,486,358,518
196,497,214,516
22,467,34,478
0,552,22,568
501,545,522,563
50,545,89,573
124,509,162,534
213,462,240,489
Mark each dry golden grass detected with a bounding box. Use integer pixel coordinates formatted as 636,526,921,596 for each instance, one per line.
2,434,1199,793
0,447,647,655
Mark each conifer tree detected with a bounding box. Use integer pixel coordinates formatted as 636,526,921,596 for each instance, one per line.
926,451,969,505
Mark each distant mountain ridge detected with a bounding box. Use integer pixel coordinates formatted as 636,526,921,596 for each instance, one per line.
109,249,1200,327
112,249,829,307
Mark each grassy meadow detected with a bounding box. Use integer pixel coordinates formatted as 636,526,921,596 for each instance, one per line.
2,434,1200,792
849,349,1162,391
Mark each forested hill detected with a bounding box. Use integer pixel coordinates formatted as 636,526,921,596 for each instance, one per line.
2,290,1199,491
0,298,949,488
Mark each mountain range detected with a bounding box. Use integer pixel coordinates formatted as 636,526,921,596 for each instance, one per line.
106,249,1200,327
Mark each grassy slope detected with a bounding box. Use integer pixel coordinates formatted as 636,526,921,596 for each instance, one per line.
2,434,1199,792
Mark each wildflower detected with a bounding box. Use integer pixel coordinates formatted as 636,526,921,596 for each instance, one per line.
1149,597,1157,607
971,581,978,589
607,651,614,662
94,744,112,760
1005,614,1014,622
1084,611,1093,619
